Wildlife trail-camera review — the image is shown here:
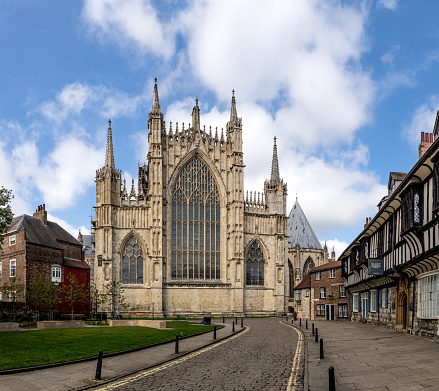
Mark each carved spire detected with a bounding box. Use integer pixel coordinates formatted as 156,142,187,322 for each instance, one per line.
130,179,136,199
122,179,128,199
151,77,161,114
270,136,280,184
105,119,115,168
230,89,237,123
192,97,201,131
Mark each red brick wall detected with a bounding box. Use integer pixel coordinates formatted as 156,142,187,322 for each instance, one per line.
310,266,350,320
58,241,82,260
58,266,90,313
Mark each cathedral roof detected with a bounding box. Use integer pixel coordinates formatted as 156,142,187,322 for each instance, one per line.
287,199,322,250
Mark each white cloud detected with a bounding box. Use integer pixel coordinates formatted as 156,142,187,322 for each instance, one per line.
320,239,349,260
403,96,439,148
82,0,175,59
378,0,398,11
48,213,90,238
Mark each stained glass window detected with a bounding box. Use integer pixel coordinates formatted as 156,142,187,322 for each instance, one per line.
303,258,314,275
246,241,264,286
122,236,143,284
171,157,221,280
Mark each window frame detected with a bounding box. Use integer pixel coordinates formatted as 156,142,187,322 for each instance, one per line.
339,285,346,298
315,271,321,281
417,272,439,319
9,291,16,302
338,303,348,318
316,304,325,316
352,293,359,312
305,289,310,297
294,290,301,301
329,268,336,279
9,235,16,246
370,290,377,312
10,259,16,277
320,287,326,299
51,265,62,283
0,261,2,279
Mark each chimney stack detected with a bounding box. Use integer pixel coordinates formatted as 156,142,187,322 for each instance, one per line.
419,132,433,159
33,204,48,225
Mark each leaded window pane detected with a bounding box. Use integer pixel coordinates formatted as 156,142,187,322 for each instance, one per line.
246,241,265,286
171,157,221,280
122,236,144,284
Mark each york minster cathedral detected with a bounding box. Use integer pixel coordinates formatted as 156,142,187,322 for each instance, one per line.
93,79,331,316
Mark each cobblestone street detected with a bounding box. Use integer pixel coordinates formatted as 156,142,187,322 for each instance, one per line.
92,318,303,391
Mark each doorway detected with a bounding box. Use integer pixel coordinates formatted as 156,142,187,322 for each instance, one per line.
325,304,335,320
361,293,368,319
397,292,408,329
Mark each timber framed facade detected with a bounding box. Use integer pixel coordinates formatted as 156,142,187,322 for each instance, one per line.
341,113,439,339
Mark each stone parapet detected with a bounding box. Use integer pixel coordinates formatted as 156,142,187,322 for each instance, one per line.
0,322,19,332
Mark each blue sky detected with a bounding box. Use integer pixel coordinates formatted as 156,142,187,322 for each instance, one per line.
1,0,439,257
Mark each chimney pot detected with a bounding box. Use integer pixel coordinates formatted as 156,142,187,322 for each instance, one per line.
430,133,433,143
43,204,45,211
421,132,425,142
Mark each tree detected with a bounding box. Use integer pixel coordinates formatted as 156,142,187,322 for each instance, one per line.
26,272,58,319
57,273,88,320
104,279,126,316
90,281,106,319
1,277,24,320
0,187,13,250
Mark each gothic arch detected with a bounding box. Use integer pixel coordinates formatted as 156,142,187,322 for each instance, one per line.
245,238,267,286
303,257,315,276
119,231,147,285
167,149,226,208
288,260,294,298
244,237,269,261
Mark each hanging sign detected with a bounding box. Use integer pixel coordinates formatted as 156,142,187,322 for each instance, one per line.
368,258,384,276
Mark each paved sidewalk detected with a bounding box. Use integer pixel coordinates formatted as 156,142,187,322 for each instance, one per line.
293,319,439,391
0,321,237,391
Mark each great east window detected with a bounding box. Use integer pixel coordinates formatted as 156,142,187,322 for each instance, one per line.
171,157,221,280
122,236,144,284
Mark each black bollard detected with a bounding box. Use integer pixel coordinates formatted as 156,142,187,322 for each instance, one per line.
286,315,288,322
232,321,235,332
241,318,243,328
214,325,217,340
315,327,318,343
291,317,294,324
312,323,314,335
235,316,238,324
306,320,308,329
95,350,103,380
329,366,335,391
320,338,324,359
223,316,225,323
300,318,302,326
175,334,179,354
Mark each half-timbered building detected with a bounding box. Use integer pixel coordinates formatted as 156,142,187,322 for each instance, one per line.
341,114,439,339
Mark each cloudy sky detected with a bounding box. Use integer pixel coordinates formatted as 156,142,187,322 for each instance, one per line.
1,0,439,257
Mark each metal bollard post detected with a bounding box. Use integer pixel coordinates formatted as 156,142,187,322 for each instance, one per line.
300,318,302,326
312,323,314,335
241,318,243,328
320,338,324,359
235,316,238,324
95,350,103,380
306,320,308,329
291,317,294,324
286,315,288,322
315,328,318,343
232,321,235,332
328,366,335,391
175,334,179,354
214,325,217,340
223,316,225,323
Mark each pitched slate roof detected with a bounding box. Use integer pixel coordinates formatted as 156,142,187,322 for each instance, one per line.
7,214,80,249
309,260,342,273
294,273,311,290
288,199,322,250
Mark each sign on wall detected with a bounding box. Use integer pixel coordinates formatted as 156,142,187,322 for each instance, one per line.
368,258,384,276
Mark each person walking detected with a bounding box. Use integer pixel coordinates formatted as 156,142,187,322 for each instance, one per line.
116,309,119,320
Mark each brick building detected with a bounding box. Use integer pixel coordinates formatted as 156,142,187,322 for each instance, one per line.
0,205,90,313
294,260,349,320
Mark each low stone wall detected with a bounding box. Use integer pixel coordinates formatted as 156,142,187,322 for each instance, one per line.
37,320,86,329
109,319,167,329
0,322,19,332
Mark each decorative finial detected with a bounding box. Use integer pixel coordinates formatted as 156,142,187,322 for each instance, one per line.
230,89,237,124
105,118,115,168
151,77,161,113
270,136,280,184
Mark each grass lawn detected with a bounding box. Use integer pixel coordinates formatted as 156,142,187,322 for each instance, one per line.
0,321,219,370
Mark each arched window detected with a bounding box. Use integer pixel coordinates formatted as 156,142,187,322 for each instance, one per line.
246,241,264,286
171,157,220,280
288,260,294,297
122,236,143,284
303,257,314,276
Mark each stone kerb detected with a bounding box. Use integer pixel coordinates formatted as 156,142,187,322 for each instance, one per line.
37,320,86,329
108,319,167,329
0,322,19,332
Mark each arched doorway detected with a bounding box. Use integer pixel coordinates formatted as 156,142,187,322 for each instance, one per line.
396,292,408,329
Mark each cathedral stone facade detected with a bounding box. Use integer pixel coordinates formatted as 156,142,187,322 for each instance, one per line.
93,80,289,317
